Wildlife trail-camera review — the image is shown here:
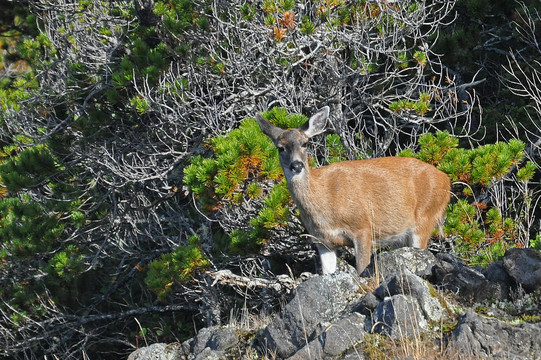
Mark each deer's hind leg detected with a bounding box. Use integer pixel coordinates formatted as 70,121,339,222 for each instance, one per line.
352,229,372,275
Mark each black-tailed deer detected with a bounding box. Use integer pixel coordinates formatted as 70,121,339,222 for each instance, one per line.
255,106,450,274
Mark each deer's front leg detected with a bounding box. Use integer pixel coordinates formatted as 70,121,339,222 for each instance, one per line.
316,243,337,274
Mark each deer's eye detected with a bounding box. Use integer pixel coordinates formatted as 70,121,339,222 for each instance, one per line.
277,145,285,153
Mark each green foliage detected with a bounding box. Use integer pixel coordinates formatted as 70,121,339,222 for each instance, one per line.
443,200,518,267
404,131,536,265
240,4,256,21
0,196,63,256
130,95,151,114
326,133,347,163
1,0,540,357
48,245,85,281
389,92,433,116
0,145,57,192
183,112,286,203
413,50,427,67
0,10,42,118
300,16,316,35
250,179,291,229
396,51,409,69
183,108,303,254
154,0,196,34
415,130,459,165
263,107,307,128
440,139,527,186
517,161,536,182
463,0,490,20
401,131,532,187
444,199,485,247
532,235,541,250
222,180,293,255
145,236,209,301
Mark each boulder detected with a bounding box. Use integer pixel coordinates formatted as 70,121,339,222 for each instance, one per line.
180,326,240,360
481,260,513,285
260,272,360,358
371,294,427,339
433,253,507,301
450,311,541,359
502,248,541,292
375,270,445,323
352,292,380,317
362,247,438,280
128,343,184,360
287,312,367,360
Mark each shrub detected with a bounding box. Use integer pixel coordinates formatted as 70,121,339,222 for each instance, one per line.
183,108,305,255
145,235,209,301
401,130,537,265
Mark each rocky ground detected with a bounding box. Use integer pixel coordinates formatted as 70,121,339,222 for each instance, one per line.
128,247,541,359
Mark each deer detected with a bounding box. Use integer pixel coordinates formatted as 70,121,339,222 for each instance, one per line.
255,106,451,275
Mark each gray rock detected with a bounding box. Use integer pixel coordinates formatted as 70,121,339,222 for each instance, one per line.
128,343,184,360
338,346,368,360
450,311,541,359
433,253,507,301
260,272,360,358
182,326,239,360
482,260,513,284
352,292,380,316
375,270,445,322
193,348,225,360
287,312,367,360
362,247,438,280
372,294,427,339
481,260,512,299
503,248,541,292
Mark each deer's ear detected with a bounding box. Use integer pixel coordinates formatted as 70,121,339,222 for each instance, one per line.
255,113,283,142
301,106,329,138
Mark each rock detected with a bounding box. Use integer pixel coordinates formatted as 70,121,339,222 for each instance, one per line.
362,247,438,280
481,260,512,299
128,343,184,360
181,326,239,360
375,270,445,322
481,260,513,284
371,294,427,339
352,292,380,316
433,253,507,301
449,311,541,359
193,348,225,360
502,248,541,292
338,347,368,360
260,272,360,358
287,312,367,360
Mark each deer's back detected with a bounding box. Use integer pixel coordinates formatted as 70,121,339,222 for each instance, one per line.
304,156,450,235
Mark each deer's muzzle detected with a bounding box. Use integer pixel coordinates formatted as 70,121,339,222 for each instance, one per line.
290,161,304,174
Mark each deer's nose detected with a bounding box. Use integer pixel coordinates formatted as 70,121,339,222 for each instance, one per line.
290,161,304,174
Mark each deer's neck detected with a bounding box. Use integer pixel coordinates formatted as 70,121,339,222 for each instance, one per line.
287,167,319,222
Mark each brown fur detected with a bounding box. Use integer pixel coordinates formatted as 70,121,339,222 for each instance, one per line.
256,107,451,274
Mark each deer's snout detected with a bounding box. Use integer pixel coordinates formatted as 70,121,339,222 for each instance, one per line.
290,161,304,174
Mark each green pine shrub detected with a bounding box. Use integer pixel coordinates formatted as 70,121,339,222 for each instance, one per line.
0,144,58,192
389,91,433,116
326,133,348,163
0,196,64,257
145,235,209,301
183,108,302,255
401,130,537,265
